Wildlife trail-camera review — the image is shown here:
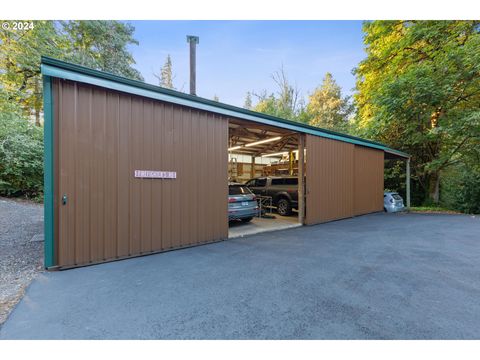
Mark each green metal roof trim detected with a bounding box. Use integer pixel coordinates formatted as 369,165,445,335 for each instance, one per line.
40,56,409,159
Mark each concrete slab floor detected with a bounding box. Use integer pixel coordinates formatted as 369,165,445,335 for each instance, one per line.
1,212,480,339
229,214,300,238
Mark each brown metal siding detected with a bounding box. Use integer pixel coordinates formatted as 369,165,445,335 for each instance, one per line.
55,79,228,268
354,145,384,216
305,135,354,225
52,79,60,265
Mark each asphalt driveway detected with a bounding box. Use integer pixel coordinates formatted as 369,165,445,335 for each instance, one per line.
1,212,479,339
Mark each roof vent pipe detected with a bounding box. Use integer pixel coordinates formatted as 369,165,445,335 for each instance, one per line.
186,35,199,96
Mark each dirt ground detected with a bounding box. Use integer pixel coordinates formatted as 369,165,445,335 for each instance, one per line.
0,197,43,325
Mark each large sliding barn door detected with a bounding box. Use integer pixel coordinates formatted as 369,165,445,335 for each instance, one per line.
305,136,354,225
55,79,228,268
354,145,384,216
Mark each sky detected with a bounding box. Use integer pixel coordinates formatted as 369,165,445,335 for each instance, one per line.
128,20,366,107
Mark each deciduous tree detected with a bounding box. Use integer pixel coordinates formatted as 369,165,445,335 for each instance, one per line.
59,20,143,81
354,20,480,204
0,20,143,124
250,67,307,122
0,21,62,124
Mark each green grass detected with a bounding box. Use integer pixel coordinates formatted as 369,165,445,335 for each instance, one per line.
409,206,462,214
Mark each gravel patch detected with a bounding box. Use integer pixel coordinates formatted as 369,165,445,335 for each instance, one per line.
0,197,43,325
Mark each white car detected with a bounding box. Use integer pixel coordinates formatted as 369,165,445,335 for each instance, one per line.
384,192,405,213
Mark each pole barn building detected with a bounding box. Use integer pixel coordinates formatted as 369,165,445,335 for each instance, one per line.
41,57,410,269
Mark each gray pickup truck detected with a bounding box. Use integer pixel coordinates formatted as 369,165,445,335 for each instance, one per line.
245,176,299,216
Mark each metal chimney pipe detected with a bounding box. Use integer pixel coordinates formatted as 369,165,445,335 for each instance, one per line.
186,35,199,95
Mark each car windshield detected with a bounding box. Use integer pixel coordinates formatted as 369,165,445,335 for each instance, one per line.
392,194,402,201
229,185,252,195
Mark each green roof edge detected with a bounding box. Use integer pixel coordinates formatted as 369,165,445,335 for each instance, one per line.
40,56,409,159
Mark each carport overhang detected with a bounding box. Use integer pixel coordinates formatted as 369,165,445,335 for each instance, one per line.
384,149,412,209
384,149,409,161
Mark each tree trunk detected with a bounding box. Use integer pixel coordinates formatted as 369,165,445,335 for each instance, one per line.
35,108,40,126
428,171,440,204
34,79,41,126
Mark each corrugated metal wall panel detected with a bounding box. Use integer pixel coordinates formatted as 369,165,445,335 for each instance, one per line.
305,136,354,225
55,79,228,268
52,79,60,265
354,145,384,216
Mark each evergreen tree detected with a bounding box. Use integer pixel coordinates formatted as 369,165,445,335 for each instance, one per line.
306,73,353,132
155,54,174,89
244,91,253,109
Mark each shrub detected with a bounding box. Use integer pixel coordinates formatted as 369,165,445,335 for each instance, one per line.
441,164,480,214
0,112,44,198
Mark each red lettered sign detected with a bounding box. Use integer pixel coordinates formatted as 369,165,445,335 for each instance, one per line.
134,170,177,179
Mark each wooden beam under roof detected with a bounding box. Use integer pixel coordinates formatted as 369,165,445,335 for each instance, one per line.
228,117,293,134
230,128,281,139
229,126,272,140
252,135,294,157
228,116,300,156
229,140,299,156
